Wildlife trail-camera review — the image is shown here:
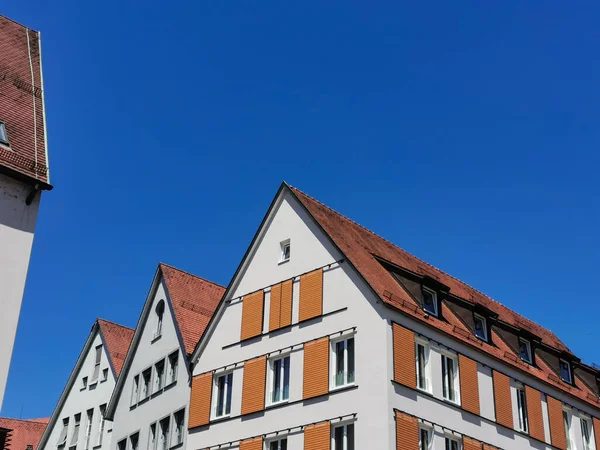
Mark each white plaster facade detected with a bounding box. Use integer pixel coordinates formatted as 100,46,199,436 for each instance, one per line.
0,172,40,409
38,326,116,450
187,186,600,450
108,279,191,450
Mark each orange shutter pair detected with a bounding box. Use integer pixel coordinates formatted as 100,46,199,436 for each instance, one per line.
269,280,293,331
304,421,330,450
492,371,513,428
458,354,480,416
241,290,265,340
241,356,267,415
392,323,416,388
303,337,330,399
547,396,567,450
189,372,213,428
525,386,545,441
299,269,323,322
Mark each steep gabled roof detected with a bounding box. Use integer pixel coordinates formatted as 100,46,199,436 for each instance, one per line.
287,185,600,409
160,264,225,354
97,319,134,376
0,417,47,450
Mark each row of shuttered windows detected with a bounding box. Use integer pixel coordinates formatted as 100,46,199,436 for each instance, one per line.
393,323,600,450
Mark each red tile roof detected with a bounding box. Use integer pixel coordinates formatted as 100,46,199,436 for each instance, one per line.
160,264,225,355
97,319,134,377
289,186,599,409
0,417,47,450
0,15,50,186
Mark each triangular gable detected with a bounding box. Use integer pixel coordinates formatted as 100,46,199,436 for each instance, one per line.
97,319,134,377
105,264,224,419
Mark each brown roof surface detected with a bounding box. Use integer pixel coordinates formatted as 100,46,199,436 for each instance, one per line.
0,417,47,450
0,15,50,185
289,186,599,409
98,319,134,377
160,264,225,355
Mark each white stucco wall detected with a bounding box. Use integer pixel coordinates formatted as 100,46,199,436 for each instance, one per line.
110,280,190,450
0,173,40,409
40,331,115,450
189,192,391,450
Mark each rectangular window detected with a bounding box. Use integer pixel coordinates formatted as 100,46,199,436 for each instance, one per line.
70,413,81,447
130,432,139,450
332,336,355,388
214,372,233,418
333,423,355,450
159,417,170,450
154,359,165,392
96,404,106,447
519,338,532,364
516,384,528,433
172,409,184,446
473,314,487,341
142,368,152,399
168,351,178,385
445,436,461,450
422,287,438,316
81,377,88,390
0,122,8,145
131,375,139,406
560,360,573,384
564,410,573,450
269,355,290,404
416,341,430,392
270,438,288,450
101,368,108,382
84,409,93,449
581,416,593,450
57,418,69,447
419,427,432,450
441,353,459,403
91,345,102,382
148,423,157,450
117,439,126,450
280,239,291,263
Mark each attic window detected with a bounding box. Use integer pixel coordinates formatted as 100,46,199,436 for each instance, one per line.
0,121,7,145
519,338,532,364
559,359,573,384
422,287,438,316
280,239,290,263
473,314,487,341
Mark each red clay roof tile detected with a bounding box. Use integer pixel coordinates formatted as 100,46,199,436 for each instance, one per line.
0,417,47,449
97,319,134,377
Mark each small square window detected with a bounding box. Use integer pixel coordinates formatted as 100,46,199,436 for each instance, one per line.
269,438,288,450
117,439,126,450
333,423,354,450
560,359,572,384
0,122,8,145
422,287,438,316
519,338,532,364
445,436,461,450
280,240,291,263
81,377,88,390
101,368,108,382
473,314,487,341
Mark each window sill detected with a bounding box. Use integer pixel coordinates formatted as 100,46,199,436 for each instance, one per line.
416,386,432,395
211,414,231,423
170,442,184,450
151,333,162,343
267,399,290,408
278,259,290,266
441,397,461,408
330,382,355,392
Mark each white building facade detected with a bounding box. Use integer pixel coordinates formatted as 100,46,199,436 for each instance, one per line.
186,184,600,450
38,320,133,450
106,264,224,450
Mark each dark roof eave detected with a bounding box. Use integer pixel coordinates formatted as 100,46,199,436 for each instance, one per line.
0,164,53,191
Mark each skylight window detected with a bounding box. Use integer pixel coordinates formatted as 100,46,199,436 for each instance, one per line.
519,338,532,364
0,121,7,145
473,314,487,341
560,359,573,384
422,287,438,316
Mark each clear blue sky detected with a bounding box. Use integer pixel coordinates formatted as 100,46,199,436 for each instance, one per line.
2,1,599,418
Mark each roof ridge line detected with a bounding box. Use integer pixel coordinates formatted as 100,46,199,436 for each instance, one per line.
159,262,226,289
96,317,134,331
289,185,555,339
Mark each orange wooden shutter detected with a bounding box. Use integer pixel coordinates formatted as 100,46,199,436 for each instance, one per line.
492,370,513,428
525,386,545,441
303,337,329,399
392,323,416,389
304,421,330,450
395,410,418,450
241,290,264,340
299,269,323,322
463,437,482,450
483,445,499,450
547,396,566,450
240,437,263,450
241,356,267,415
188,372,212,428
269,280,293,331
593,418,600,450
459,354,480,415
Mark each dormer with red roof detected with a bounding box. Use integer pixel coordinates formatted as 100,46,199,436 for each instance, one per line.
105,263,224,450
37,320,133,450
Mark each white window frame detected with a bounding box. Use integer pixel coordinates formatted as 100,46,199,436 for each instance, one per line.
212,371,233,419
516,383,528,433
0,121,8,145
519,338,532,364
415,338,431,393
101,368,108,382
473,313,487,341
419,425,433,450
80,376,88,390
279,239,291,263
331,421,355,450
167,351,179,386
141,367,153,400
129,431,140,450
560,359,573,384
154,300,165,340
564,408,574,450
441,351,460,405
444,435,462,450
57,418,69,447
171,409,185,447
70,413,81,447
148,422,157,450
580,414,595,450
267,436,288,450
330,334,356,390
154,358,166,392
91,345,102,383
117,439,127,450
96,404,106,447
131,375,140,406
84,409,93,450
267,353,291,406
422,287,438,316
158,415,171,450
